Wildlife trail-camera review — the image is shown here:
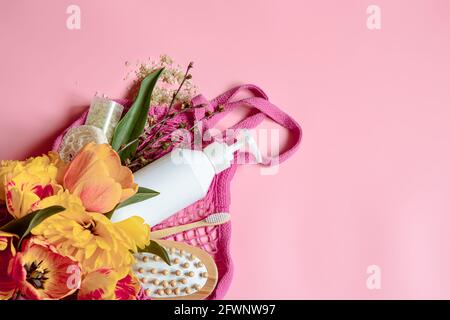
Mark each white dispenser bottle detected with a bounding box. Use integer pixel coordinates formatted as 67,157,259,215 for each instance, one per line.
111,130,262,226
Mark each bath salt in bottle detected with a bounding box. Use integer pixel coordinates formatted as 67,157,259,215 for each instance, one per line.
85,96,124,143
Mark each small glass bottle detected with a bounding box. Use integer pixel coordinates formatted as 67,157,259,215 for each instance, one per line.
85,96,124,143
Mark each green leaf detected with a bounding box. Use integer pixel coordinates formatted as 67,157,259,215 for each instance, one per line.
138,240,171,265
137,186,158,194
0,206,65,247
117,140,136,159
104,210,114,220
116,187,159,210
111,68,165,161
104,187,159,219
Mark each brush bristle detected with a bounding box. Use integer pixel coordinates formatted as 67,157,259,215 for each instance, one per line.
135,245,209,298
204,212,230,225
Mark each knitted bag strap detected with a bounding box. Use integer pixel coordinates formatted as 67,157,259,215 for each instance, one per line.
191,84,302,166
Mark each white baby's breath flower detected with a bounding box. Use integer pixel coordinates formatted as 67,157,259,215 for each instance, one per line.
131,55,197,107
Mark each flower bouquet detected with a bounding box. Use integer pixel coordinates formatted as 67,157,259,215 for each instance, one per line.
0,56,201,300
0,55,301,300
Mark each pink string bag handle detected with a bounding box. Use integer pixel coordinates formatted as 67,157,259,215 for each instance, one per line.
192,84,302,166
157,84,302,299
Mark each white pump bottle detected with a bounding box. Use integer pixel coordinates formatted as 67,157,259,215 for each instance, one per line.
110,130,262,226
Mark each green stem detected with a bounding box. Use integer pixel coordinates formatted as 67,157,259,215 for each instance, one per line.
149,62,193,143
119,105,203,157
127,110,221,170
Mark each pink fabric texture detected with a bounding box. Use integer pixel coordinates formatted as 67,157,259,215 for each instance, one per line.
52,84,302,299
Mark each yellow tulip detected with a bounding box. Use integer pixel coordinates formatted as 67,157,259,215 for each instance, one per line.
32,191,150,278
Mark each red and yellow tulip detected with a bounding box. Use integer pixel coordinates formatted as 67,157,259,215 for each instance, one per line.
114,273,141,300
8,238,81,300
78,270,140,300
0,231,17,300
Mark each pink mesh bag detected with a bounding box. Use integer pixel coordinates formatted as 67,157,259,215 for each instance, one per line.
52,84,302,299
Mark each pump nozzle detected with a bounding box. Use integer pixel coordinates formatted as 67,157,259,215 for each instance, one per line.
232,130,263,163
203,129,262,174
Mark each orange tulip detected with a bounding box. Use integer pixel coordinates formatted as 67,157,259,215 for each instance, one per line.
63,143,138,213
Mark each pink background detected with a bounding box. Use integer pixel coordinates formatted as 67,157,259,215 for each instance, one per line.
2,0,450,299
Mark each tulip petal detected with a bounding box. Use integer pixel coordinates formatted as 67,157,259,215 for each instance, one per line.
85,243,97,259
78,268,118,300
63,146,100,190
72,177,122,213
12,238,81,300
0,280,16,300
0,234,18,300
63,143,138,214
114,216,150,251
115,274,140,300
